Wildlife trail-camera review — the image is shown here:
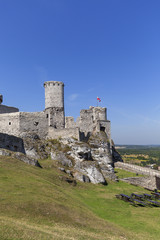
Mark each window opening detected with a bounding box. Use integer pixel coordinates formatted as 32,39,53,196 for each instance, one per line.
100,126,105,132
34,122,39,126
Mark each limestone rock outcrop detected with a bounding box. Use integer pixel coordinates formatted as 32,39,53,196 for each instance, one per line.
88,133,117,181
0,131,118,184
0,148,41,167
51,152,73,167
0,80,120,183
59,132,117,184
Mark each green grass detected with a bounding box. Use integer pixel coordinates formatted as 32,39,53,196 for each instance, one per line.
115,168,144,178
0,156,160,239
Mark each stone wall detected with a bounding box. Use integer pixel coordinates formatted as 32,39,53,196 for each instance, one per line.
47,127,80,140
0,132,25,153
0,112,48,139
0,82,112,143
0,112,20,136
121,176,160,191
76,106,111,142
92,107,107,121
115,162,160,178
45,107,65,129
19,112,48,138
97,120,111,142
78,108,94,134
65,117,76,129
0,105,19,114
77,107,107,133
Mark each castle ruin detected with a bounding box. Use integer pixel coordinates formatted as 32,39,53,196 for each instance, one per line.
0,81,111,143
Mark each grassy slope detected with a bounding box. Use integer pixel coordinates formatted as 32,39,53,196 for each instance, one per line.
0,157,160,239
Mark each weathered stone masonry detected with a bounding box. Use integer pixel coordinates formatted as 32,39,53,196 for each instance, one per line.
115,162,160,178
44,81,65,129
115,162,160,190
0,81,111,143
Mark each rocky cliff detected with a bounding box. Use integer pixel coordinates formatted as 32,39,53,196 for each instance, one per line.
0,131,120,184
19,131,119,184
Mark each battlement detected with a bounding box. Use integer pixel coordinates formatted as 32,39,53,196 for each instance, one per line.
0,80,111,143
80,106,107,122
44,81,64,88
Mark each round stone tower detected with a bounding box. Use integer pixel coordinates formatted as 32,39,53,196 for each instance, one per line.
44,81,65,129
44,81,64,109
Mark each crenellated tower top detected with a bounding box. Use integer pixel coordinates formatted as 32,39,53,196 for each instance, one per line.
44,81,64,88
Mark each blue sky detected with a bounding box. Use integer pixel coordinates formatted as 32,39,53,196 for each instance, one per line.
0,0,160,144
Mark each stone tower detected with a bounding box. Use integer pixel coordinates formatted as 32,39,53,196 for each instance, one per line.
44,81,65,129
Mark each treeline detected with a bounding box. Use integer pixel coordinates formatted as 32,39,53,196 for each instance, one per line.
117,146,160,158
117,145,160,169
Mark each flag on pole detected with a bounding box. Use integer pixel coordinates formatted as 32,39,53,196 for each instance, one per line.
97,97,101,102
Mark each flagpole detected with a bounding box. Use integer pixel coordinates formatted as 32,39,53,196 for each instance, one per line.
97,97,101,107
